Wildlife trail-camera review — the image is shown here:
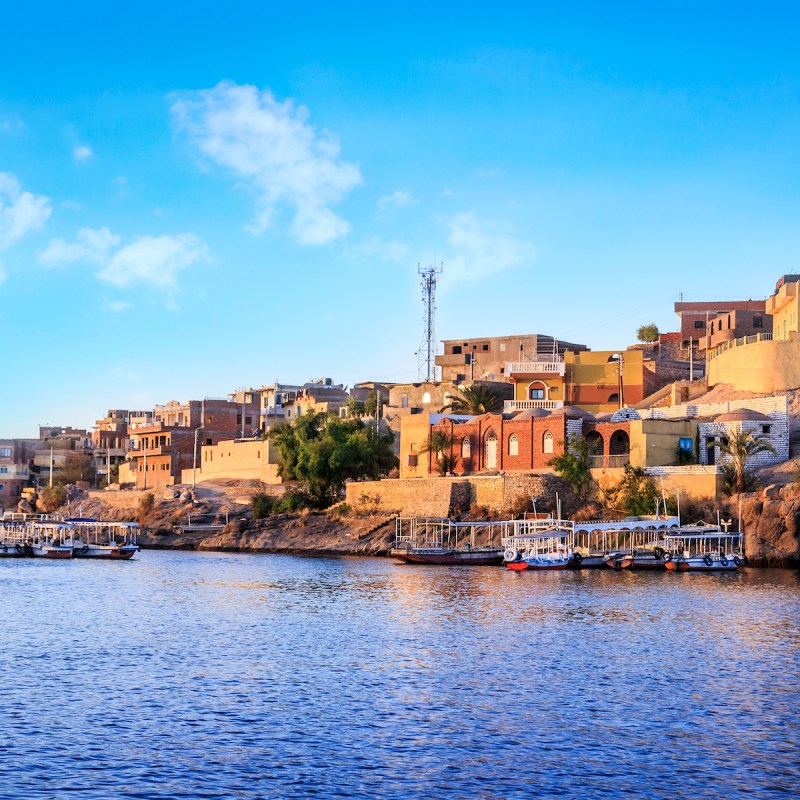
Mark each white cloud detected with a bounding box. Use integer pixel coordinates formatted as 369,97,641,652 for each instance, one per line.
104,299,131,313
73,144,94,162
39,227,120,267
98,233,210,289
0,114,24,133
350,236,409,264
0,172,51,251
39,227,209,293
171,81,362,245
446,211,534,283
60,199,82,210
378,190,417,211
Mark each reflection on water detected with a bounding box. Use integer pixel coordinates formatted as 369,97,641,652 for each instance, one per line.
1,553,798,799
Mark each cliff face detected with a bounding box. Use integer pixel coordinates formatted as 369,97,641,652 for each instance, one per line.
741,484,800,566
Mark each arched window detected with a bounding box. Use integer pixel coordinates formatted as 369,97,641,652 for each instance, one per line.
401,395,409,408
461,438,471,458
543,431,554,454
528,381,547,400
608,393,619,403
508,435,519,456
422,392,431,404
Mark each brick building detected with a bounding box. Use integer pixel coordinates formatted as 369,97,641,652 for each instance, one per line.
121,398,261,489
0,439,35,508
674,299,766,350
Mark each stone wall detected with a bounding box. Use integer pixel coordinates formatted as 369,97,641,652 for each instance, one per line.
86,489,148,511
346,473,569,517
707,337,800,394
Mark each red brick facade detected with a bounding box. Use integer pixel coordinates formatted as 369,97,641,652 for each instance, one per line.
425,413,631,474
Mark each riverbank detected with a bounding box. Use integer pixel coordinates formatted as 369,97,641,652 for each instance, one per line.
55,481,800,565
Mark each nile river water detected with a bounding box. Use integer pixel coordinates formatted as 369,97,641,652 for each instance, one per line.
1,552,798,799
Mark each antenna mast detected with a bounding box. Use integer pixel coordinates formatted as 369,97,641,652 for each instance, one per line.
417,262,443,382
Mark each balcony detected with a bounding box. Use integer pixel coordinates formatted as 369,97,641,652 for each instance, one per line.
505,360,566,376
504,400,564,411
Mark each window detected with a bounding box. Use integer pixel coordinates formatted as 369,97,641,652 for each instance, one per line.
245,416,252,425
237,414,242,424
452,345,462,354
543,432,554,454
508,435,519,456
0,447,11,458
207,416,213,424
762,424,771,434
679,437,693,452
0,466,7,474
402,395,409,408
482,343,489,351
530,388,545,400
455,373,466,382
461,438,471,458
608,393,619,403
422,392,431,404
694,320,705,329
206,438,213,446
499,343,506,352
753,316,763,329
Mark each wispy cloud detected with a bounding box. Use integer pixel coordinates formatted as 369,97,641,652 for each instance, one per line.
60,199,82,211
171,81,362,245
40,227,120,267
98,234,210,290
446,211,534,283
72,144,94,163
350,236,409,264
0,172,51,251
0,114,24,133
39,227,210,292
104,298,131,313
378,190,417,211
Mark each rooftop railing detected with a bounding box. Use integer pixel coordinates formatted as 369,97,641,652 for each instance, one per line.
504,400,564,411
505,360,566,375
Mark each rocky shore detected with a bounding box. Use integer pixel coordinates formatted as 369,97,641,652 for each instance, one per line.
53,481,800,566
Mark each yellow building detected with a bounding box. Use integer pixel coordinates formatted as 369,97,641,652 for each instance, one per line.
179,439,282,485
628,418,698,468
766,275,800,340
506,349,649,416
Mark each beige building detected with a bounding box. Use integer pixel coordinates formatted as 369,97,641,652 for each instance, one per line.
436,334,587,383
180,438,282,485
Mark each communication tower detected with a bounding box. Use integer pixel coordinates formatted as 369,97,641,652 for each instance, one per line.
417,263,443,382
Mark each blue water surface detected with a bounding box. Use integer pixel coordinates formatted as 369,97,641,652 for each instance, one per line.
1,552,798,799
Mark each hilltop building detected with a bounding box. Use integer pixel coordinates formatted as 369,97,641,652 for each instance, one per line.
435,334,588,383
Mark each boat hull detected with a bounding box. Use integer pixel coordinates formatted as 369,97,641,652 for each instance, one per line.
73,545,139,560
506,558,570,571
391,548,503,566
666,557,739,572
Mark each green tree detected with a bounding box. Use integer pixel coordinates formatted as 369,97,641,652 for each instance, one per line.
607,465,660,516
440,384,504,415
345,396,366,417
268,411,397,506
547,435,593,503
636,323,660,343
718,429,776,494
59,452,96,486
363,390,379,418
421,429,458,476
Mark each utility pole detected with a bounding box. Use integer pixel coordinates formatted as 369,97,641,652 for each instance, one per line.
143,437,147,491
192,426,203,491
49,447,53,488
241,388,245,438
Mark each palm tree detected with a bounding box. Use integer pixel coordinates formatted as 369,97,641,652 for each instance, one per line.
718,429,776,494
420,429,458,476
440,384,504,415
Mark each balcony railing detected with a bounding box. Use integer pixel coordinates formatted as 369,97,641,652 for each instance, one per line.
504,400,564,411
505,360,566,375
589,454,630,468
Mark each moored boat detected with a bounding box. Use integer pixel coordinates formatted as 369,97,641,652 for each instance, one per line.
392,517,508,566
29,523,75,559
502,520,573,571
661,525,744,572
68,520,140,560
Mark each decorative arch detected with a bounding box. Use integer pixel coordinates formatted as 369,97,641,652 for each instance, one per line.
508,435,519,457
543,431,554,454
484,430,498,470
461,437,471,458
609,430,630,456
608,393,620,403
422,392,431,404
585,431,604,456
527,381,548,401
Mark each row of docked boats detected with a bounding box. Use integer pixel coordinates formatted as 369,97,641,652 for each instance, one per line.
0,514,140,560
391,514,746,573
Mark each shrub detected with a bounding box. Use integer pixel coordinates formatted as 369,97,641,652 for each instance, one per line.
39,485,66,513
137,492,155,523
252,492,275,520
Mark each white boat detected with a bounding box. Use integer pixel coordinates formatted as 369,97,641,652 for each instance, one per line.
29,522,75,559
661,524,744,572
572,515,681,569
502,521,573,571
68,519,140,560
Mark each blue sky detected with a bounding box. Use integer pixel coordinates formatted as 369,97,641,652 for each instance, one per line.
1,2,799,436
